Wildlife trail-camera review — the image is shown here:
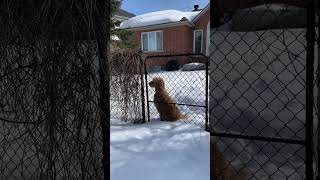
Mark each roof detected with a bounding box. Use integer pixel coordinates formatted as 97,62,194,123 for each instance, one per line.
119,10,201,29
116,9,135,18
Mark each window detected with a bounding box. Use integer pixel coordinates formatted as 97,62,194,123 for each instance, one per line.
141,31,163,52
194,30,203,54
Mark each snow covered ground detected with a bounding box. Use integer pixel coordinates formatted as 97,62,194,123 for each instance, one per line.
111,119,209,180
111,70,210,180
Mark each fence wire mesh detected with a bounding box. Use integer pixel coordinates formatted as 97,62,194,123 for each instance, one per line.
144,54,208,128
0,1,109,179
0,41,104,179
209,1,318,179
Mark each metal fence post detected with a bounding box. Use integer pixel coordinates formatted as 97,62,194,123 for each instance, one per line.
96,0,110,179
140,56,146,123
317,0,320,178
205,56,209,131
306,0,316,179
144,58,151,122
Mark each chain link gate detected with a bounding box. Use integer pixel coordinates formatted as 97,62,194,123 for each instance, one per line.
209,0,318,179
144,53,209,129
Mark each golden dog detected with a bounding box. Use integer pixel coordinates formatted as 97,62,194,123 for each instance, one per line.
148,77,187,121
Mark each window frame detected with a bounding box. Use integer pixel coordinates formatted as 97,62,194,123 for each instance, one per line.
193,29,203,54
141,31,164,52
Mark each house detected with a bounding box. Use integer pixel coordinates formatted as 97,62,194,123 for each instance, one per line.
120,4,210,69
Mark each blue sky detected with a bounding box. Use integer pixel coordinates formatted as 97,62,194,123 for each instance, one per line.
121,0,210,15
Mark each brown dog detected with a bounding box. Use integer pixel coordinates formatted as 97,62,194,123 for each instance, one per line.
148,77,187,121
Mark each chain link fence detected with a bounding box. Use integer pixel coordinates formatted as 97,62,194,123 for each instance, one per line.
209,1,318,179
144,54,209,128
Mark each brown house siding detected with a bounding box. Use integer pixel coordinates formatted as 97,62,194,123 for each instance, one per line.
134,25,193,56
134,25,195,67
131,7,210,68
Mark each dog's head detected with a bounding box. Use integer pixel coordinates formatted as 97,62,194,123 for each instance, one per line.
149,77,165,88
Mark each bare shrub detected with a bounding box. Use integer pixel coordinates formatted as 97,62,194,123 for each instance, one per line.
0,1,108,179
110,48,145,123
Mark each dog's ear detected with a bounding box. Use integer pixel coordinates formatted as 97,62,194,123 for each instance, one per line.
149,80,155,87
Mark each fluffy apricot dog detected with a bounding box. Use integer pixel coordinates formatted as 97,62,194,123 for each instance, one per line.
148,77,187,121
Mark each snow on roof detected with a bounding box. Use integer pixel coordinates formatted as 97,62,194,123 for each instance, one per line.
119,10,200,29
